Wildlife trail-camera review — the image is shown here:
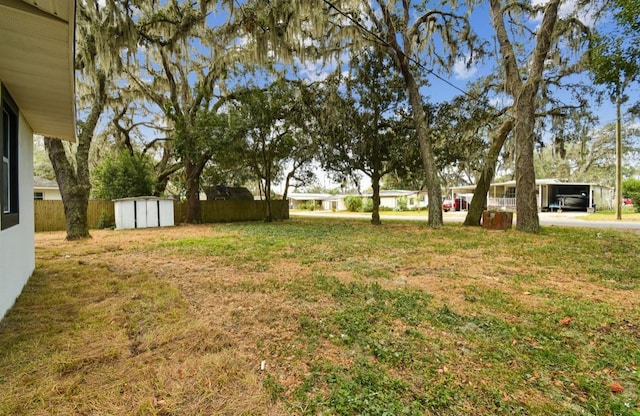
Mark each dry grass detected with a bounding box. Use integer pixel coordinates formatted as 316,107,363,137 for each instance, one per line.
1,219,639,415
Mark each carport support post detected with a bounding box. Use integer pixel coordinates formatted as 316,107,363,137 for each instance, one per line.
615,93,622,220
538,184,542,211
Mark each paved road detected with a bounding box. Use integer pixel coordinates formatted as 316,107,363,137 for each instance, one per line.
291,210,640,230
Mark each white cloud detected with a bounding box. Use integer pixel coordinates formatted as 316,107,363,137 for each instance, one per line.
294,58,334,83
529,0,598,27
293,50,350,84
234,36,248,48
489,95,514,109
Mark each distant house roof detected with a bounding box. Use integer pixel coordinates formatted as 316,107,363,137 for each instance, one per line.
451,178,612,191
203,186,254,200
289,190,423,200
0,0,76,141
362,190,419,198
495,179,612,188
33,176,59,189
288,193,334,201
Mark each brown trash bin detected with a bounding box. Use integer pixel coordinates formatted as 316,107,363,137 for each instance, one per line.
482,211,513,230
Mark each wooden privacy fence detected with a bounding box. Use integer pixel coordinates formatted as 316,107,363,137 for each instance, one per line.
35,199,289,232
34,200,115,232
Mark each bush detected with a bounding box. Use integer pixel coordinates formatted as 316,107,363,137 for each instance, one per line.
298,201,319,211
345,196,363,212
396,196,408,211
362,198,373,212
623,178,640,196
92,150,156,200
623,179,640,213
97,209,109,229
629,192,640,213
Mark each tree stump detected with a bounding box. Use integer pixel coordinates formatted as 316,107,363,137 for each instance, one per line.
482,211,513,230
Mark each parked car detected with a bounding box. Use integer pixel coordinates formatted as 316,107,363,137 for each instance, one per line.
548,194,589,212
623,198,633,206
442,197,468,212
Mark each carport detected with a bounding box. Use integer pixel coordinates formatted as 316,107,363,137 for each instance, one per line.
448,179,613,212
541,181,614,211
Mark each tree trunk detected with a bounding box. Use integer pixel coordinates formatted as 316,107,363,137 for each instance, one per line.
464,119,513,226
489,0,559,233
264,189,273,222
398,62,443,227
514,90,540,232
281,167,297,219
371,169,381,225
61,184,90,239
264,167,273,223
184,157,202,224
45,138,91,240
43,71,105,240
379,3,443,227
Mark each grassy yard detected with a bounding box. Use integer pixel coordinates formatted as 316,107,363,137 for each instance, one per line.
585,208,640,221
1,219,639,415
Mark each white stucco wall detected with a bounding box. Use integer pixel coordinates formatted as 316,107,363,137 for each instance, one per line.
0,110,36,320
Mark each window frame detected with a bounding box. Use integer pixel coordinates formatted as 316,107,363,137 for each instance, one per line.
505,187,516,199
1,86,20,230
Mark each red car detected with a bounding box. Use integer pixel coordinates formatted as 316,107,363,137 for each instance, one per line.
623,198,633,206
442,198,468,212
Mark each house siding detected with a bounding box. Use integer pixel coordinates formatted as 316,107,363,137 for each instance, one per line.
0,103,36,319
36,188,62,200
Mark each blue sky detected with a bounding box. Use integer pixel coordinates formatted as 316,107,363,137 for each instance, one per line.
93,0,638,192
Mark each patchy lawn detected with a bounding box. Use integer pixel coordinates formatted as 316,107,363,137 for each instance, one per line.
1,219,639,415
585,208,640,222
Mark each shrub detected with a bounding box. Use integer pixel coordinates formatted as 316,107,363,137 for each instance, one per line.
396,196,408,211
623,178,640,196
629,192,640,213
345,196,363,212
362,198,373,212
298,201,318,211
92,150,156,200
97,209,110,229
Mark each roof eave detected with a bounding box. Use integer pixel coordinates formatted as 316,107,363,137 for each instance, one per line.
0,0,76,141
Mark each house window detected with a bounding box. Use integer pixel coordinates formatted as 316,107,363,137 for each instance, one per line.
34,192,44,200
505,187,516,198
1,87,19,230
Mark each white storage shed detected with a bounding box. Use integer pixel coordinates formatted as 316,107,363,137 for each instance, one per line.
114,197,174,230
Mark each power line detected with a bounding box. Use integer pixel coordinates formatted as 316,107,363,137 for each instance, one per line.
320,0,495,110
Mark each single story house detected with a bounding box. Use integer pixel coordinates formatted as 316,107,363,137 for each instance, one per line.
288,193,347,211
289,190,428,211
1,0,76,319
33,176,62,200
449,178,613,212
360,190,428,210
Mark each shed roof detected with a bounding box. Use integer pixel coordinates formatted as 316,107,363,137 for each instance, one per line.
113,196,175,202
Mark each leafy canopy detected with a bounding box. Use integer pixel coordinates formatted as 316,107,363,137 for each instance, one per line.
92,150,156,200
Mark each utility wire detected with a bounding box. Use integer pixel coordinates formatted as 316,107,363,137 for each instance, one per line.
320,0,498,111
